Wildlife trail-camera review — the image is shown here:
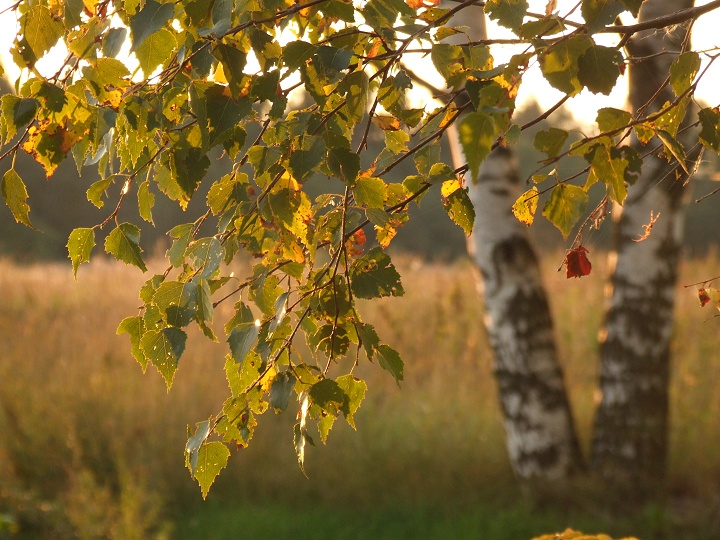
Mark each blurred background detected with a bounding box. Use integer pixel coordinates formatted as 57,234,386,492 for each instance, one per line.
2,85,720,538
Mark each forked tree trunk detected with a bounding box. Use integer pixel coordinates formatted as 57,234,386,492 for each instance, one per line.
591,0,696,489
446,6,583,479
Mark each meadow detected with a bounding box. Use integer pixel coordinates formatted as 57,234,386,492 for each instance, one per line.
0,250,719,539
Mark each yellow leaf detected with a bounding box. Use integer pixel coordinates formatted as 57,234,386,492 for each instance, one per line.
441,178,462,197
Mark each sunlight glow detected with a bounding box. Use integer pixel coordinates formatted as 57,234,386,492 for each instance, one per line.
0,1,719,127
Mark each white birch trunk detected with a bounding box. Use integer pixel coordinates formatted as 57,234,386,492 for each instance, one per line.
446,5,582,480
591,0,696,489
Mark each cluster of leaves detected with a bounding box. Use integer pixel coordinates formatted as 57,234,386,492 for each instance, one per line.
2,0,720,496
532,530,638,540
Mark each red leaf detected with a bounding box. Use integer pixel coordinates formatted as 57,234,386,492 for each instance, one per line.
564,245,592,278
699,288,711,307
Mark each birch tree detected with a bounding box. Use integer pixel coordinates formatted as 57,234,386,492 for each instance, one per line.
2,0,720,497
591,0,700,489
447,5,583,481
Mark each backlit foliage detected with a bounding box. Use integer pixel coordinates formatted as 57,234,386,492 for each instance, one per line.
1,0,720,496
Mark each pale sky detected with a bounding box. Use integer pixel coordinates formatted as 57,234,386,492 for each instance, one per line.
1,0,719,129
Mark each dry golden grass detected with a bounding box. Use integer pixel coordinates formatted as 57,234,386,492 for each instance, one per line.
0,251,719,537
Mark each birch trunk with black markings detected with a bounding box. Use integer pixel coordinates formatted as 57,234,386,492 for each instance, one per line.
591,0,697,489
446,6,583,479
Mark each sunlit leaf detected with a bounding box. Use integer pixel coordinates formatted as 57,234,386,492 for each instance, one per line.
350,247,404,299
1,169,33,228
140,327,187,388
512,187,539,226
104,222,147,271
485,0,529,32
669,51,700,97
67,227,95,278
193,441,230,499
542,183,588,238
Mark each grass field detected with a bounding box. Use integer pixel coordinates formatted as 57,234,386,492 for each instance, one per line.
1,251,719,539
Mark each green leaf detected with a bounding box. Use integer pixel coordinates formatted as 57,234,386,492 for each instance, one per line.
153,281,199,328
135,27,176,75
129,0,175,51
376,344,403,384
414,143,442,176
512,187,539,226
596,107,632,132
343,70,369,125
427,163,457,185
699,107,720,152
656,129,690,175
117,316,147,371
167,223,194,267
309,378,346,411
542,183,588,238
589,144,628,204
670,52,700,97
316,46,352,72
105,223,147,271
1,96,38,143
67,228,96,278
103,27,127,58
353,176,388,208
431,43,464,83
228,322,260,365
138,179,155,224
269,371,296,413
577,44,623,95
327,147,360,184
288,135,326,181
361,0,412,31
485,0,529,32
350,247,404,299
654,97,689,138
196,279,215,325
283,40,316,72
86,177,114,209
207,172,248,214
187,237,223,279
140,327,187,388
193,441,230,499
581,0,624,33
24,5,63,60
205,85,252,149
214,42,248,99
458,112,497,179
1,169,32,228
336,375,366,429
533,128,568,159
539,35,591,96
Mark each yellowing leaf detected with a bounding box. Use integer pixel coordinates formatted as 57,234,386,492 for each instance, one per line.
67,227,95,278
1,169,33,228
512,187,539,226
656,129,690,175
24,5,63,61
670,52,700,97
193,441,231,499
